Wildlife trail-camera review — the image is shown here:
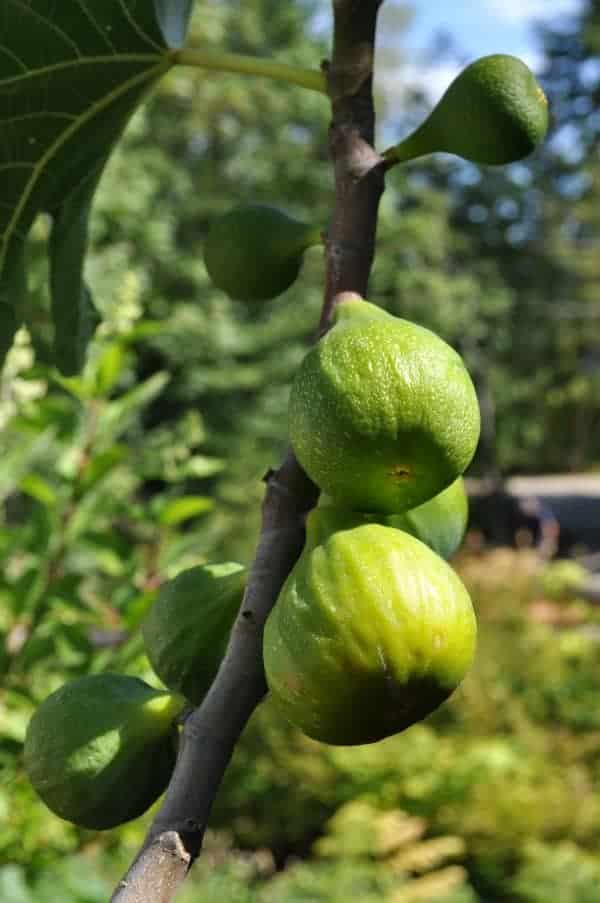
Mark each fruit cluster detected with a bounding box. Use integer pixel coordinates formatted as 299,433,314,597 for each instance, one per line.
264,296,480,745
23,51,546,830
23,295,479,826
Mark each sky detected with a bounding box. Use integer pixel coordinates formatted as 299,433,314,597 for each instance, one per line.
403,0,580,64
377,0,582,107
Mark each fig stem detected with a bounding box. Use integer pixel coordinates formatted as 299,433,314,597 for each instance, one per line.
293,224,326,256
381,132,430,168
172,48,327,95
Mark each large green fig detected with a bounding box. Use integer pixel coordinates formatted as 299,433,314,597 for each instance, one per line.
142,562,245,705
203,203,321,302
288,297,480,515
388,55,549,166
24,674,185,829
387,477,468,560
263,509,476,746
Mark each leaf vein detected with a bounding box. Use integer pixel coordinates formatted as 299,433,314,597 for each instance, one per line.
0,112,77,126
73,0,118,53
0,44,28,73
0,54,164,89
7,0,83,59
0,162,35,172
0,61,168,269
116,0,163,54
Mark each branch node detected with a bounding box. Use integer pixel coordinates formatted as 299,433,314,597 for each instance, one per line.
158,831,192,864
327,46,373,102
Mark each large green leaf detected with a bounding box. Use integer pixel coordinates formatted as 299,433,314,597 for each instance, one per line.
0,1,191,374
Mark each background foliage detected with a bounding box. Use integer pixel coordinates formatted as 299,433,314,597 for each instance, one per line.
2,0,600,899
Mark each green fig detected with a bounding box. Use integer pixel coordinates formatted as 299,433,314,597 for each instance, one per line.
317,477,469,560
388,54,549,166
142,562,245,705
387,477,469,560
203,203,322,302
288,297,480,515
263,509,477,746
24,674,185,830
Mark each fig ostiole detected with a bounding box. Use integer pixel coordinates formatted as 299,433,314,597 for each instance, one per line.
388,54,549,166
263,509,477,746
142,562,246,706
203,203,322,302
288,297,480,515
24,674,185,830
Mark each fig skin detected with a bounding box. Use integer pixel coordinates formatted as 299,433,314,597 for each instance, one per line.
318,477,469,561
203,203,321,302
142,562,245,705
24,674,185,830
387,477,469,560
391,54,549,166
263,510,477,746
288,298,480,515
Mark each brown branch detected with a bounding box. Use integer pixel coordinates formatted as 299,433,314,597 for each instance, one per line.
111,3,387,900
320,0,386,331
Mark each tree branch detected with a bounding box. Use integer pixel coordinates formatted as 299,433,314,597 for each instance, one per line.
320,0,386,331
112,2,387,900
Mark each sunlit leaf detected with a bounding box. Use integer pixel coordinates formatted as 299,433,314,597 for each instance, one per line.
158,495,214,525
19,473,57,508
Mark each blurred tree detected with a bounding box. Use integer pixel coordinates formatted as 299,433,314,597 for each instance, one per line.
415,0,600,475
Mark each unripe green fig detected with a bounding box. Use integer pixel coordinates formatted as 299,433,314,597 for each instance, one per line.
263,509,477,745
142,562,245,705
387,477,468,560
318,477,469,560
24,674,185,829
203,203,322,302
389,54,549,166
288,297,480,515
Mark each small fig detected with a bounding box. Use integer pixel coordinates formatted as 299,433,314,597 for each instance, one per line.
203,203,321,302
389,54,549,166
263,509,476,745
24,674,185,829
288,297,480,515
387,477,468,560
142,562,245,705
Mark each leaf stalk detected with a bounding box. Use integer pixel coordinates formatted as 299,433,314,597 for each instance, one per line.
172,48,327,94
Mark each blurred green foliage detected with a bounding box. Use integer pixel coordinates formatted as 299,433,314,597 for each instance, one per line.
4,0,600,900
